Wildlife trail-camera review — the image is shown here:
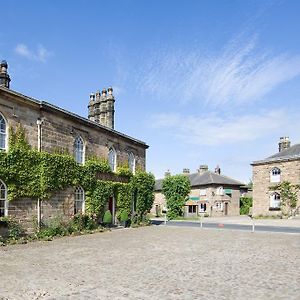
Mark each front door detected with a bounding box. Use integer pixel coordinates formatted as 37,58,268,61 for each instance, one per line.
224,202,228,216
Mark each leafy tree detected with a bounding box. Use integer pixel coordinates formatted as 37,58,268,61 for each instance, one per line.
131,171,155,218
162,174,191,220
240,197,252,215
270,181,300,216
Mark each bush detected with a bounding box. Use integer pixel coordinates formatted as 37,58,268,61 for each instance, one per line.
36,217,69,239
0,216,24,241
240,197,253,215
69,214,97,232
103,210,112,225
120,211,129,222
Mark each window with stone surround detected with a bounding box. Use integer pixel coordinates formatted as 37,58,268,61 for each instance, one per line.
74,186,85,214
0,113,7,151
269,192,280,209
200,189,206,196
216,186,224,196
128,152,135,174
270,167,281,183
0,179,8,217
74,136,85,165
108,147,117,172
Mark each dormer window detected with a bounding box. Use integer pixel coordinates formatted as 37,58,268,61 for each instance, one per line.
270,167,281,183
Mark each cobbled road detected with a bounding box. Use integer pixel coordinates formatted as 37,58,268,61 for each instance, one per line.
0,226,299,300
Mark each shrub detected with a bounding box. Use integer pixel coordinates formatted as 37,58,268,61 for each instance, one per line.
0,216,24,241
36,217,69,239
120,211,129,222
240,197,253,215
69,214,97,232
103,210,112,225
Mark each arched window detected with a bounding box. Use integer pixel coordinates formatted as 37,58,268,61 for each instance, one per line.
0,180,8,217
108,147,116,172
270,193,280,209
0,113,7,151
74,186,85,214
270,167,281,183
74,136,85,165
128,152,135,173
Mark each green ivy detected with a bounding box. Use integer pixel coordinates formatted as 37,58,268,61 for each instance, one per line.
0,125,155,220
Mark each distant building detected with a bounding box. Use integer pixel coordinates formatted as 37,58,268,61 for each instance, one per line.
152,165,245,217
252,137,300,216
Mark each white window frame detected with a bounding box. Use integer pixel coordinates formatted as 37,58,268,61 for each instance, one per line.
199,203,207,212
0,113,7,151
74,136,85,165
108,147,117,172
270,168,281,183
216,186,224,196
215,202,223,211
199,189,206,196
270,193,280,209
0,179,8,217
74,186,85,214
128,152,135,174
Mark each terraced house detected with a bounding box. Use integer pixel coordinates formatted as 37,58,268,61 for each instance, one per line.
0,60,148,226
152,165,244,217
252,137,300,217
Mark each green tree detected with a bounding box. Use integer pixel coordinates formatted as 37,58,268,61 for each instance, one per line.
162,174,191,220
270,181,300,216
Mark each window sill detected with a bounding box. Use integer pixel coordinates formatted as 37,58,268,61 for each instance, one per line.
269,207,281,211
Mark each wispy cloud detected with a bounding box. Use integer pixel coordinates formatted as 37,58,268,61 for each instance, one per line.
14,44,52,63
136,36,300,106
150,109,293,146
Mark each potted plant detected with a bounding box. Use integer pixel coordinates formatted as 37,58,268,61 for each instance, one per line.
103,210,112,227
120,211,129,228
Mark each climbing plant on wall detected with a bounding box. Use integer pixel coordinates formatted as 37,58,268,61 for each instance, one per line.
0,125,154,220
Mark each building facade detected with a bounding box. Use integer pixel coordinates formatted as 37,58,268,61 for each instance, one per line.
152,165,244,217
252,137,300,217
0,60,148,227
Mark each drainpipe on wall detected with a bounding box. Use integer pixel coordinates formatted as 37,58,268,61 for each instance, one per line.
36,118,42,229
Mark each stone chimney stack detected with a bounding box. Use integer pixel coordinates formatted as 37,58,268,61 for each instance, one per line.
198,165,208,175
182,168,190,175
278,137,291,152
0,60,11,88
88,87,115,129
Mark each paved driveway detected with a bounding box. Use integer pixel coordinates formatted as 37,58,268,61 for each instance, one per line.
0,226,299,300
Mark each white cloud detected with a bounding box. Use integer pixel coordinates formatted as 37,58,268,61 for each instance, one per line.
15,43,52,63
136,36,300,106
150,109,292,146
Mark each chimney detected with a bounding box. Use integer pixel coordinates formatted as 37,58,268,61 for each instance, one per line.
164,170,171,177
278,137,291,152
214,165,221,175
182,168,190,175
0,60,11,88
198,165,208,174
88,87,115,129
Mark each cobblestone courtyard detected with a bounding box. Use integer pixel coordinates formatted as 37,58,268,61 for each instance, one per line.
0,226,299,300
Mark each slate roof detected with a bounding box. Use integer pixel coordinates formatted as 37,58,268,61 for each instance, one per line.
0,86,148,148
155,171,244,191
252,144,300,165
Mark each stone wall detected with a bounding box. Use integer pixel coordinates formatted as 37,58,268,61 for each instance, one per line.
252,159,300,216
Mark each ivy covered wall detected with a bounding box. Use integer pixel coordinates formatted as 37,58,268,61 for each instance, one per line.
0,125,155,220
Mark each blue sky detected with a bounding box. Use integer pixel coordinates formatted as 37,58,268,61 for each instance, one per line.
1,0,300,183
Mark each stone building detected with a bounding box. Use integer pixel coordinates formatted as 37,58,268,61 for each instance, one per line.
0,60,148,226
252,137,300,217
151,165,244,217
